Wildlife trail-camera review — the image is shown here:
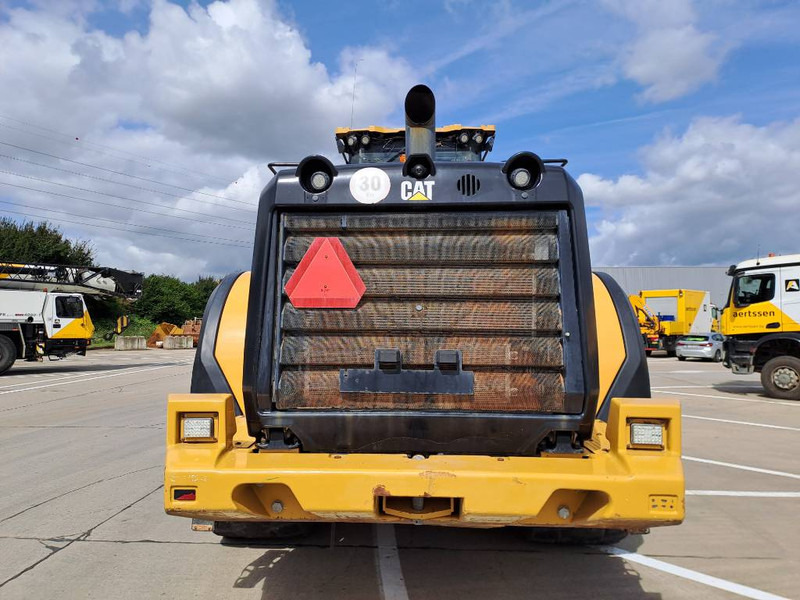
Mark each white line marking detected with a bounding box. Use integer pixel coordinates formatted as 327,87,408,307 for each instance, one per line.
375,525,409,600
686,490,800,497
603,546,789,600
683,414,800,432
656,390,798,407
653,385,762,390
0,362,192,396
0,368,138,390
683,456,800,480
652,385,714,389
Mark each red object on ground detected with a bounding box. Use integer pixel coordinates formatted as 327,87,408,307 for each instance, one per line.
284,237,366,308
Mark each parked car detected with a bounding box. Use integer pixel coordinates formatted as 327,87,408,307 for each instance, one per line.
676,333,725,362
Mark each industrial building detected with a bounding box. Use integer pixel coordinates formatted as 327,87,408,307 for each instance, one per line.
595,266,731,307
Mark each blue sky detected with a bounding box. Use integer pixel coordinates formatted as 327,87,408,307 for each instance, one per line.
1,0,799,275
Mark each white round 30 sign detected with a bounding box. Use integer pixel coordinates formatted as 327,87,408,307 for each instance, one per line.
349,167,391,204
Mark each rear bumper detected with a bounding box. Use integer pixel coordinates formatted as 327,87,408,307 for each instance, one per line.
165,395,684,530
676,347,714,359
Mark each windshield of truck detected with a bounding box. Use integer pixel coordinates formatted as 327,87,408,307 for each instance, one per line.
733,273,774,306
55,296,84,318
349,138,482,163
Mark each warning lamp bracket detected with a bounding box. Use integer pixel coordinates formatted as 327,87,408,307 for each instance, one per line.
340,349,474,395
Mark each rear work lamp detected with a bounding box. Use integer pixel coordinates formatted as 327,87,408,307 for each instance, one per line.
629,420,665,450
181,414,216,442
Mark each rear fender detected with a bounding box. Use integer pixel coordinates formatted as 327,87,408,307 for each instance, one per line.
593,272,651,420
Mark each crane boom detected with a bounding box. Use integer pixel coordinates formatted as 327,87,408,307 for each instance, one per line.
0,262,143,299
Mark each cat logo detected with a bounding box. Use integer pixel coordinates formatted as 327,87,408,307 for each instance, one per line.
400,180,434,201
786,279,800,292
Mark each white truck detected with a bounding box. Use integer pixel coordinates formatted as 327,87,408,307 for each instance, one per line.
0,263,142,375
722,253,800,399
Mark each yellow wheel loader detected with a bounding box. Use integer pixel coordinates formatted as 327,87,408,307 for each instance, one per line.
165,85,683,543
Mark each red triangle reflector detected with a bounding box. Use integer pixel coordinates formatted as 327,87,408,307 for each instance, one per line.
284,237,366,308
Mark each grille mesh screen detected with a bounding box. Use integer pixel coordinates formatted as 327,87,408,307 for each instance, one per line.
276,211,565,412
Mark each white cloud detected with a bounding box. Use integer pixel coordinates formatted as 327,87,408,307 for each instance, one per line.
604,0,727,102
580,116,800,266
0,0,414,279
624,25,721,103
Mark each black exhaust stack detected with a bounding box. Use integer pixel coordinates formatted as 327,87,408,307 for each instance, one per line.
403,84,436,179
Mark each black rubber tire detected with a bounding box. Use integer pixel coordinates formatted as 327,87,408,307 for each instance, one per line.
525,527,628,545
213,521,314,540
713,350,722,363
760,356,800,400
666,350,676,358
677,356,686,361
0,335,17,375
645,350,653,357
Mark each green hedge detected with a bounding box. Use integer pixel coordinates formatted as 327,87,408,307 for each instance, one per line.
91,315,157,349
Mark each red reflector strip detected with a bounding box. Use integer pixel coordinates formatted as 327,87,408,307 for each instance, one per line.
174,489,196,501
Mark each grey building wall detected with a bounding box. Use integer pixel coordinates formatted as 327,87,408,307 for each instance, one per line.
595,266,732,307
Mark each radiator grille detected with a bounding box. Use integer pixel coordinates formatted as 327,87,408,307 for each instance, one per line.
276,211,565,412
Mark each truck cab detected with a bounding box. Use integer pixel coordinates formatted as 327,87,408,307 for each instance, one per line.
722,254,800,398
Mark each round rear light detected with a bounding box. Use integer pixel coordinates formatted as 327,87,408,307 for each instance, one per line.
309,171,331,192
501,151,544,191
295,155,338,194
510,168,532,189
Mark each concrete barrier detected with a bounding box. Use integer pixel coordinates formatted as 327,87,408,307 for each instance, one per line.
115,336,146,351
163,335,194,350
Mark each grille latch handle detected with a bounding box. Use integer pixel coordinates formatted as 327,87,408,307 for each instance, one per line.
377,348,402,372
435,349,461,371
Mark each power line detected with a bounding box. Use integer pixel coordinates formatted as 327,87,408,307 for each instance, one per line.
0,152,255,212
0,199,251,246
0,115,237,186
0,170,254,225
2,207,253,248
0,181,253,231
0,139,251,204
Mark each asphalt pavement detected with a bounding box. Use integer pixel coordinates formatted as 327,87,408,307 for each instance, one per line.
0,349,797,599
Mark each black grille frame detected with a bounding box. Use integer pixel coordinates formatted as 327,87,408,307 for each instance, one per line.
241,161,599,455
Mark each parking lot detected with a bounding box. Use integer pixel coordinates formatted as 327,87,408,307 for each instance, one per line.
0,349,797,599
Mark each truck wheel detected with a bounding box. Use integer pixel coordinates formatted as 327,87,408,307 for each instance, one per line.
0,336,16,375
761,356,800,400
645,350,653,357
525,527,628,545
212,521,314,540
713,350,722,363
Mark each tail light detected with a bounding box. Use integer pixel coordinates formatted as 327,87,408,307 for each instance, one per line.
180,414,217,442
629,420,666,450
